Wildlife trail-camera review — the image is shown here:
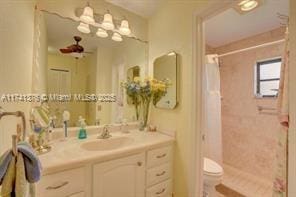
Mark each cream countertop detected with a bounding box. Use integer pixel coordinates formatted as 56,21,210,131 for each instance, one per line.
39,129,174,175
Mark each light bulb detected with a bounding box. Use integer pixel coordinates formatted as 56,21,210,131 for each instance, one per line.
96,28,108,38
102,13,115,30
80,6,95,24
77,22,90,34
112,32,122,42
119,20,131,35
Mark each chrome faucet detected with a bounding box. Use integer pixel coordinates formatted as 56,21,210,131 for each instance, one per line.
98,125,112,139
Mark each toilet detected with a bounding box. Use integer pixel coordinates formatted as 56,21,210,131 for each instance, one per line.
203,157,223,197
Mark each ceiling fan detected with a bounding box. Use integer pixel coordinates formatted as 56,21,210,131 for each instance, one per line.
60,36,84,53
59,36,92,58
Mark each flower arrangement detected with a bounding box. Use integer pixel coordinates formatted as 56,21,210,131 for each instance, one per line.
122,76,171,129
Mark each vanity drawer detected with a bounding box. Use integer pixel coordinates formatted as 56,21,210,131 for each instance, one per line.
147,163,172,187
147,146,172,168
36,167,85,197
146,179,172,197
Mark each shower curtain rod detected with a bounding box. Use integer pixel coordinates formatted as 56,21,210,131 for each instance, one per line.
217,39,285,58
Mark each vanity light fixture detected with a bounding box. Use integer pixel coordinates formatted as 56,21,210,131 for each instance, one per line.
77,5,132,42
77,22,90,34
80,6,95,24
102,12,115,30
239,0,258,11
112,32,123,42
96,28,108,38
119,20,131,35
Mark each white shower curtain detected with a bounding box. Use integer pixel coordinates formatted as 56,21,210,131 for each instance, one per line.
203,54,223,165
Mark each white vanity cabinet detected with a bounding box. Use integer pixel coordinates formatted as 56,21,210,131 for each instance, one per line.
37,144,173,197
146,146,173,197
92,153,145,197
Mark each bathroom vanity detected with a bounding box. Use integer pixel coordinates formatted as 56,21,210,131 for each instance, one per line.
36,129,174,197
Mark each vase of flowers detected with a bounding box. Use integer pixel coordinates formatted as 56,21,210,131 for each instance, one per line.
123,77,170,130
122,78,141,120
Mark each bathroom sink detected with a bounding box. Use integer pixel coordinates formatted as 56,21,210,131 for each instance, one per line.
80,137,134,151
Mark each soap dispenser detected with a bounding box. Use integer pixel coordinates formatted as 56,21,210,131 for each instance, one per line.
78,116,87,139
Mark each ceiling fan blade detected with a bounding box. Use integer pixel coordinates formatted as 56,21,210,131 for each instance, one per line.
60,48,73,53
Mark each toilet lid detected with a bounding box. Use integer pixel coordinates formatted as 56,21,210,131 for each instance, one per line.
204,157,223,175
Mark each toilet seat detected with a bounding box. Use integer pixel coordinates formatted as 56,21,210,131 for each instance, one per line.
203,157,223,176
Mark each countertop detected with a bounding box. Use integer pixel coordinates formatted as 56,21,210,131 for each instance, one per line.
39,130,175,175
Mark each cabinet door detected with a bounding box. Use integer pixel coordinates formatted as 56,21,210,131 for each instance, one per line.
93,153,145,197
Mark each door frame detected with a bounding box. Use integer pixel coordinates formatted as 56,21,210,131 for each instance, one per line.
190,0,296,196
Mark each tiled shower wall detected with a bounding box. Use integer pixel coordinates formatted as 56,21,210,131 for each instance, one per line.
214,27,285,181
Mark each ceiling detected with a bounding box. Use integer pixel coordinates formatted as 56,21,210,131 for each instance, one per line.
105,0,163,18
205,0,289,47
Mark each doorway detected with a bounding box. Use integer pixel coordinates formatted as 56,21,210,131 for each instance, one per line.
192,0,294,196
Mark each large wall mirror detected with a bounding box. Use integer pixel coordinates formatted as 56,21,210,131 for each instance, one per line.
32,11,148,127
153,52,178,109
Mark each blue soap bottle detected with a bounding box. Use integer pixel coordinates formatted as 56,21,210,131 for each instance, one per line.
78,116,87,139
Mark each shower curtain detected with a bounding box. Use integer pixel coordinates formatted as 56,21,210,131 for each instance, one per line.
203,54,223,165
273,28,289,197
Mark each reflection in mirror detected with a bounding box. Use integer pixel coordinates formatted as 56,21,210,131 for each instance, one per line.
33,11,147,127
153,52,178,109
127,66,140,81
126,66,140,105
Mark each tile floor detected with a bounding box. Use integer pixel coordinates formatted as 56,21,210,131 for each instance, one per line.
220,164,273,197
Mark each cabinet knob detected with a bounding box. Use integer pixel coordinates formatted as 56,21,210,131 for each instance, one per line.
137,161,142,166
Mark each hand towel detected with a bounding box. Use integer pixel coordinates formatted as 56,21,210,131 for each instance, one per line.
0,151,13,185
17,142,42,183
0,141,41,197
15,152,27,197
1,156,16,197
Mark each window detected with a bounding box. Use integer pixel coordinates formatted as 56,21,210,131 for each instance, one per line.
256,58,281,97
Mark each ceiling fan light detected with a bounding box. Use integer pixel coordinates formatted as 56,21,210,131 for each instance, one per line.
102,13,115,30
96,28,108,38
238,0,249,6
77,22,90,34
71,52,83,59
239,0,258,11
80,6,95,24
119,20,131,35
112,32,122,42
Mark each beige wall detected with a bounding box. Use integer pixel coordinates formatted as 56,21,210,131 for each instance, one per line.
215,28,285,181
148,1,209,196
0,0,36,154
